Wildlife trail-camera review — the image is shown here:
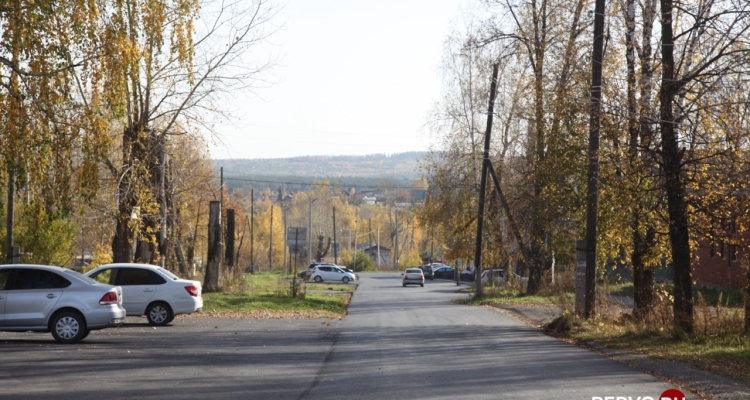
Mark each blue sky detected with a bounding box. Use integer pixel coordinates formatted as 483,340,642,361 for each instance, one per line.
210,0,467,160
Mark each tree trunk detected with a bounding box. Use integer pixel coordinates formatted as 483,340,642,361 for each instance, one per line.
112,214,134,263
632,225,655,318
315,235,331,262
659,0,693,333
204,201,222,291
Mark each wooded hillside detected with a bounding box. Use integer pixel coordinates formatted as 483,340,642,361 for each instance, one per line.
216,152,426,180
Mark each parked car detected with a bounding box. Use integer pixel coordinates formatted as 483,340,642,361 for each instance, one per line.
419,265,435,280
0,264,126,343
310,265,356,283
307,262,334,279
460,266,476,282
433,266,455,280
402,268,425,287
340,267,359,280
86,263,203,326
480,269,529,284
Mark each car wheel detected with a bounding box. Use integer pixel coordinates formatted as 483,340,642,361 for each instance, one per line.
402,283,406,287
51,311,86,344
314,276,323,283
146,302,173,326
342,277,350,284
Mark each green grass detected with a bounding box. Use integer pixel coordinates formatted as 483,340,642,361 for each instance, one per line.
202,291,348,315
304,283,355,292
454,287,572,306
568,315,750,383
199,271,351,318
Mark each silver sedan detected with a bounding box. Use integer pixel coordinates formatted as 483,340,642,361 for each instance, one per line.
0,264,126,343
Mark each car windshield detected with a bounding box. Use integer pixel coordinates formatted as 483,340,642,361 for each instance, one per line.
405,269,421,273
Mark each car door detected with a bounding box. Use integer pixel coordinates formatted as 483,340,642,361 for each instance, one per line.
331,267,345,280
116,268,157,316
0,269,9,325
4,268,64,327
317,266,333,280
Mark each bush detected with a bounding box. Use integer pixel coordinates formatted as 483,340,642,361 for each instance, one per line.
344,250,376,272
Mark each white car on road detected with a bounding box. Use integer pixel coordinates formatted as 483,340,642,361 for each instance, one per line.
310,265,356,284
402,268,425,287
86,263,202,326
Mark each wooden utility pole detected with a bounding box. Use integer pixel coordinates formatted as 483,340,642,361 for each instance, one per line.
251,190,254,271
226,209,235,271
333,206,338,264
270,204,274,269
583,0,607,319
394,213,399,269
473,63,500,299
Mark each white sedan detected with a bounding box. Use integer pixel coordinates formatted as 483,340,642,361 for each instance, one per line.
86,263,202,326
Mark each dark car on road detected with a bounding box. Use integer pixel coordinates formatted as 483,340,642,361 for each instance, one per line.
419,265,434,280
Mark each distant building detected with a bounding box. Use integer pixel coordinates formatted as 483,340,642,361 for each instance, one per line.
361,245,390,265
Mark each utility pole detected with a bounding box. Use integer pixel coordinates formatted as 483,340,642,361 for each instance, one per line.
583,0,607,319
308,198,317,265
250,190,254,271
283,206,288,273
473,63,500,299
269,204,274,270
394,212,399,269
333,206,338,264
377,226,380,267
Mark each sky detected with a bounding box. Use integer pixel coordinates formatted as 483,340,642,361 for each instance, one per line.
210,0,468,160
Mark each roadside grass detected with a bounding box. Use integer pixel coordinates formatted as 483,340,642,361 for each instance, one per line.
567,304,750,383
304,283,355,292
455,288,570,306
602,281,744,307
200,271,350,319
458,279,750,383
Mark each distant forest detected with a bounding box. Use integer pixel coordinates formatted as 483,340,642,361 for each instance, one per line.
216,152,427,192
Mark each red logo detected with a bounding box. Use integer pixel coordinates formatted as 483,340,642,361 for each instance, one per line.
660,389,686,400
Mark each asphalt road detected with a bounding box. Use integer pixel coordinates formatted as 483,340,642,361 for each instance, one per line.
0,273,697,400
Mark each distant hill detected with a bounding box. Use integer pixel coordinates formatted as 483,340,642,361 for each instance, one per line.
215,152,427,191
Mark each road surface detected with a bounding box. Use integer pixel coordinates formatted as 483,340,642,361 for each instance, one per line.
0,273,695,399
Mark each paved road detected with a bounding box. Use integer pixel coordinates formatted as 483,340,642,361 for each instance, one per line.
300,273,696,400
0,273,696,399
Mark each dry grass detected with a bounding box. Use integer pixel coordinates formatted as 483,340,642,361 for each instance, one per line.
565,288,750,383
460,268,750,383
